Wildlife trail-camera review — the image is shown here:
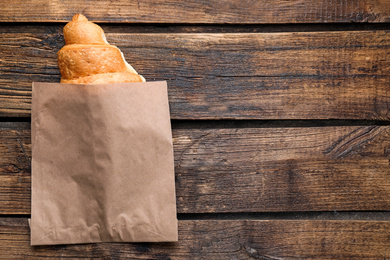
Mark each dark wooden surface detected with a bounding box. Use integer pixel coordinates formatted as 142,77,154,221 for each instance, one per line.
1,123,390,214
1,31,390,119
1,1,390,259
1,218,390,259
1,0,390,23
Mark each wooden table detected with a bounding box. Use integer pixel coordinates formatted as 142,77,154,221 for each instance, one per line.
1,1,390,258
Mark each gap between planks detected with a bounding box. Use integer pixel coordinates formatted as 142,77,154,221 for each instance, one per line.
1,23,390,34
1,120,390,130
2,211,390,221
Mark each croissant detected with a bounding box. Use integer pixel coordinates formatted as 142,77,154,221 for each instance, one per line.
57,14,145,84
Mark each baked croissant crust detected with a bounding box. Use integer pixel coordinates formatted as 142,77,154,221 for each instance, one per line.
57,14,145,84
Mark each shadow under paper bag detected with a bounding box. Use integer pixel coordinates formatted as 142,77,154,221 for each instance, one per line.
30,81,178,245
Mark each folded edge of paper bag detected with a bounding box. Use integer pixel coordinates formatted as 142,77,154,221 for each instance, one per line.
31,81,178,245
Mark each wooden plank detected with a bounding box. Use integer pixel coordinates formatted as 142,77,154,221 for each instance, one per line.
1,123,389,214
0,31,389,119
1,0,389,23
0,218,389,259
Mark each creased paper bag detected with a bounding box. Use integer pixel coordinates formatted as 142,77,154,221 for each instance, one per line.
31,81,178,245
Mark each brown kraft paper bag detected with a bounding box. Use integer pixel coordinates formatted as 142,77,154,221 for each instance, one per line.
30,81,178,245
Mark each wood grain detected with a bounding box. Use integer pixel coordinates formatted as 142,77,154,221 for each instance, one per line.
1,0,390,23
0,218,389,259
1,123,389,214
0,31,389,119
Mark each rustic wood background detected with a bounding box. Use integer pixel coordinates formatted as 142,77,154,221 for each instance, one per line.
1,0,389,258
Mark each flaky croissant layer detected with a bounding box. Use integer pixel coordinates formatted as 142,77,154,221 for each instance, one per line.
57,14,145,84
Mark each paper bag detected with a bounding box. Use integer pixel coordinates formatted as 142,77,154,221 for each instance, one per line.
30,81,178,245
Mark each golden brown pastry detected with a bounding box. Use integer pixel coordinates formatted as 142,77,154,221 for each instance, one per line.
57,14,145,84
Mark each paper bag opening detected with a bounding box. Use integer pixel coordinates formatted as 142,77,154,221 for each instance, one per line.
31,81,178,245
